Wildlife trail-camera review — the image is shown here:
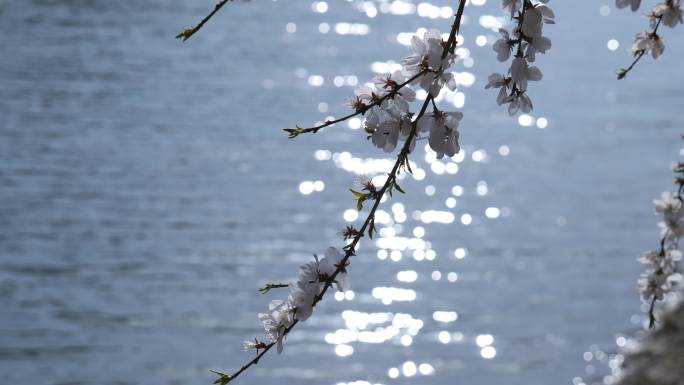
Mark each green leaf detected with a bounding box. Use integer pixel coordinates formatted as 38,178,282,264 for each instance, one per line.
400,157,413,174
368,217,376,239
283,128,303,138
350,189,367,210
176,27,197,42
349,189,365,199
394,182,405,194
210,370,232,385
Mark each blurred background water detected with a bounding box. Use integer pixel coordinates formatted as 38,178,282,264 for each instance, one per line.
1,1,683,385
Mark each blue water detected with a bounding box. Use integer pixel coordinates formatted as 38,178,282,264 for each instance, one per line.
1,1,683,385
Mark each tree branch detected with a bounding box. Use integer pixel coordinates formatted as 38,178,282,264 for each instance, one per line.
210,1,468,383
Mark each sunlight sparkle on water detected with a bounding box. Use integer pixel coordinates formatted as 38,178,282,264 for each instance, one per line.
344,209,359,222
372,287,417,304
454,247,467,259
537,117,549,129
607,39,620,51
402,361,417,377
421,210,455,224
397,270,418,282
299,180,325,195
312,1,328,13
481,346,496,359
433,311,458,323
438,331,451,343
419,363,435,375
476,334,494,347
485,207,500,218
335,344,354,357
400,335,413,346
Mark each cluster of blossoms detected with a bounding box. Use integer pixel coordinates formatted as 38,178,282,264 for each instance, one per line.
252,247,349,353
617,0,682,77
486,0,554,116
637,162,684,327
349,28,462,159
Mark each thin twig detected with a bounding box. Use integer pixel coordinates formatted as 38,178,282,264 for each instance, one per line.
284,69,428,138
176,0,234,42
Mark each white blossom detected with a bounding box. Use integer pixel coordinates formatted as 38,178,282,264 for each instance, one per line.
373,71,416,113
654,191,683,222
639,249,682,275
418,111,462,159
653,0,683,28
365,106,401,153
616,0,642,11
288,258,324,322
485,73,511,105
354,84,383,104
493,29,514,62
530,2,555,25
258,300,294,353
663,249,683,272
404,28,457,95
420,70,458,97
404,29,447,73
510,57,543,91
504,92,533,115
318,247,350,291
633,31,665,58
525,35,552,62
638,272,667,300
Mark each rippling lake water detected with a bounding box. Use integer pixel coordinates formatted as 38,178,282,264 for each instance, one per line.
1,1,683,385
